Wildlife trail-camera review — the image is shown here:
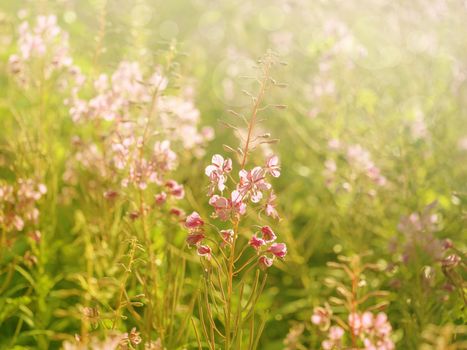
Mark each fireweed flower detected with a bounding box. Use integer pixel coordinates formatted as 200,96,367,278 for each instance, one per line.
322,326,344,350
311,305,332,330
186,232,206,246
311,256,395,350
324,140,387,193
208,190,247,221
185,211,204,229
184,54,287,347
261,226,277,242
220,229,234,246
268,242,288,259
154,192,167,205
197,245,212,260
265,155,281,177
8,15,84,89
249,235,266,250
64,58,211,199
165,180,185,199
205,154,233,194
259,255,274,269
397,202,445,263
0,179,46,236
170,207,185,218
238,167,271,203
264,190,279,219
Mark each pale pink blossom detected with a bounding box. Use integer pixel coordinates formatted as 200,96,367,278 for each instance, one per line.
349,312,363,335
259,255,273,269
209,190,246,221
237,167,271,203
322,326,344,350
205,154,232,193
268,242,287,259
265,190,279,219
265,155,281,177
311,305,332,330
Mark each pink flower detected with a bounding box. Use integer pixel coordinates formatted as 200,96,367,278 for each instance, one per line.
265,190,279,219
328,326,344,340
249,235,265,250
186,232,205,246
268,242,287,259
209,190,246,221
170,207,185,217
154,192,167,205
220,229,234,246
349,312,363,335
238,167,271,203
260,226,277,242
311,306,331,329
166,180,185,199
374,312,392,336
328,138,341,150
185,211,204,229
361,311,374,329
205,154,232,193
197,245,212,260
265,155,280,177
259,255,273,269
104,190,119,200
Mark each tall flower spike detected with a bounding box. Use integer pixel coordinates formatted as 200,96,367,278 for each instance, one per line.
185,52,287,349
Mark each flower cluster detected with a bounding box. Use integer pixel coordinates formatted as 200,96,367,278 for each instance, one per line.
324,139,387,192
311,307,394,350
349,312,394,350
0,179,46,235
8,15,84,89
249,225,287,268
64,60,212,195
185,153,286,268
206,154,280,222
62,327,143,350
311,255,395,350
396,201,445,262
67,60,211,152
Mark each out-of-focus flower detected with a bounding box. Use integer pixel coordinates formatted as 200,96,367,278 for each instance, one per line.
220,229,234,246
268,242,287,259
154,192,167,205
259,255,273,269
311,305,332,330
322,326,344,350
249,235,265,250
165,180,185,199
264,190,279,219
186,232,205,247
197,245,212,260
260,226,277,242
185,211,204,229
264,155,280,177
